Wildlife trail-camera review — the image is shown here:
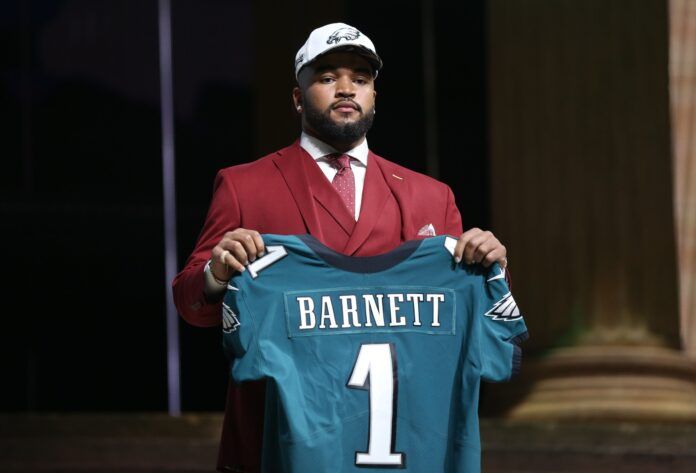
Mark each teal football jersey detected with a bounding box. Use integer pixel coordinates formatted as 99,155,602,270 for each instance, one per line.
222,234,528,473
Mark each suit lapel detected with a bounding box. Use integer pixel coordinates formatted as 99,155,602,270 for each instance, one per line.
343,152,392,255
272,141,355,238
272,142,323,239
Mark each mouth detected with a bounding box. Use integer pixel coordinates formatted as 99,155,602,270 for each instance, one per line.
332,101,360,113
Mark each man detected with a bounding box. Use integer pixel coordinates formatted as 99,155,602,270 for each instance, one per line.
172,22,508,473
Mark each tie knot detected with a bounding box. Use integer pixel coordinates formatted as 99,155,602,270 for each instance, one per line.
328,153,352,171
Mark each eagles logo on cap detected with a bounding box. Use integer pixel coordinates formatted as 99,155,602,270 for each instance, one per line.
294,22,383,79
327,27,361,45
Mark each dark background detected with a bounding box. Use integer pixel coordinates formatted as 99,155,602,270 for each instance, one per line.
1,0,488,412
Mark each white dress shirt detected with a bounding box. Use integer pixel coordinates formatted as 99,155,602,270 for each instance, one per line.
300,131,368,220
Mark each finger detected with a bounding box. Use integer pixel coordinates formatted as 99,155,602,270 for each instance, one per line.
234,232,261,262
453,238,467,264
472,236,501,264
211,245,231,266
221,251,246,273
217,242,247,273
480,247,506,268
225,240,250,267
215,239,248,272
229,229,265,260
464,231,491,264
250,231,266,258
454,228,482,263
210,246,237,277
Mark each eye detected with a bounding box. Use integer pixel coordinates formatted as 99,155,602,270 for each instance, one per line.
319,76,336,84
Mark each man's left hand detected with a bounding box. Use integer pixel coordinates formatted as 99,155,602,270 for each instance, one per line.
453,228,508,268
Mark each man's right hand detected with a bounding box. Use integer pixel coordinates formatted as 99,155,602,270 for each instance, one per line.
209,228,265,281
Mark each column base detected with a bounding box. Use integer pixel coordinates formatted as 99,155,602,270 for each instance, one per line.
504,345,696,422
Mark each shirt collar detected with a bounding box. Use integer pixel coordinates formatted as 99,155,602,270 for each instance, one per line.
300,131,369,166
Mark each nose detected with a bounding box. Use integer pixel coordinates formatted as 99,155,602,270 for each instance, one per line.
335,75,356,97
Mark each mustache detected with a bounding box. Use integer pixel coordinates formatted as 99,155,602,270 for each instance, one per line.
331,99,362,112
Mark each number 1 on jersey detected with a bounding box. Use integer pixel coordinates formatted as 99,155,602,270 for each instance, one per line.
247,245,287,279
347,343,405,467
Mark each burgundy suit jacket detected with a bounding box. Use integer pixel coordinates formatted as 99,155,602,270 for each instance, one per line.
172,140,463,472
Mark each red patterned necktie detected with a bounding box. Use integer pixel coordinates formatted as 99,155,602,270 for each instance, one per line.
328,153,356,219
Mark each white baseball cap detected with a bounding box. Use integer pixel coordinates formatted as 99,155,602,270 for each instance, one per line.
294,23,383,79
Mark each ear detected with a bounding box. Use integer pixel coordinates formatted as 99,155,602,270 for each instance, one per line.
292,86,303,112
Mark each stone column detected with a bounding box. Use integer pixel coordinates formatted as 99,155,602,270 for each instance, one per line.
669,0,696,357
486,0,696,421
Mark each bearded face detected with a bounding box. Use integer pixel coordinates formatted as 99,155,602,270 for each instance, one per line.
303,96,375,146
294,51,378,149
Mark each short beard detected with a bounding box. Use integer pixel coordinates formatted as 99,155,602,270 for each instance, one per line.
303,99,375,146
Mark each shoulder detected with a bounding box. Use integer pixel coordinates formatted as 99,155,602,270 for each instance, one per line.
217,155,275,180
216,142,299,180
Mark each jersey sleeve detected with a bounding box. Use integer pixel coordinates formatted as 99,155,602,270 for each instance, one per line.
221,280,263,382
476,263,529,383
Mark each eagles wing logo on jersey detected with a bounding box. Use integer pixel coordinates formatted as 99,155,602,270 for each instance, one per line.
485,292,522,321
222,302,240,333
327,27,361,45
